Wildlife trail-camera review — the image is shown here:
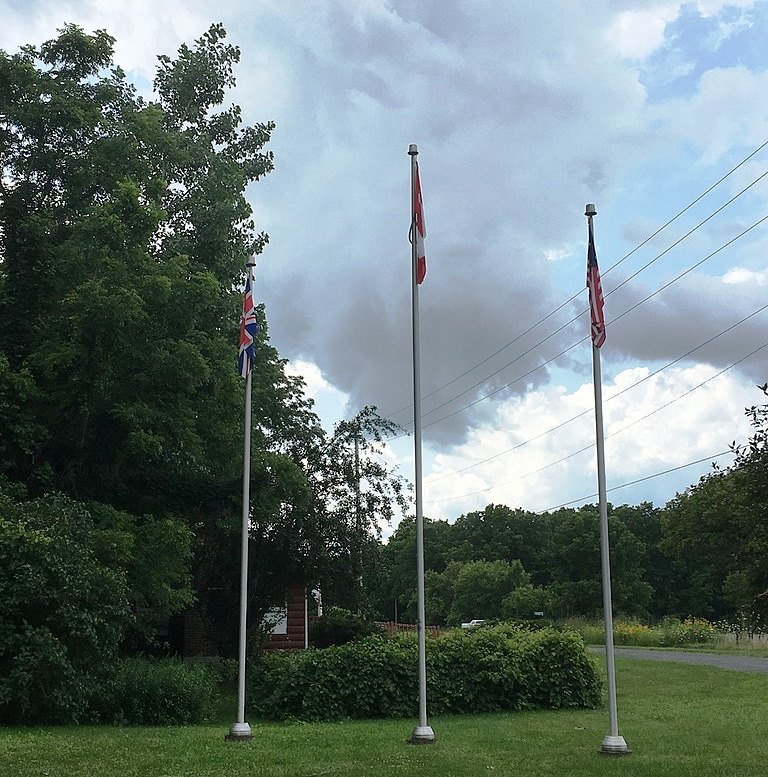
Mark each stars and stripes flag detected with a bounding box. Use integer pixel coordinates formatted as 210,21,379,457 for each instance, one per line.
413,160,426,284
238,271,258,378
586,219,606,348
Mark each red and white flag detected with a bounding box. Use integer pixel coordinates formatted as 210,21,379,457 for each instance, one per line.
413,160,426,284
586,220,605,348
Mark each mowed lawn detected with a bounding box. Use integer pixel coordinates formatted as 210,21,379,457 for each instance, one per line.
2,657,766,777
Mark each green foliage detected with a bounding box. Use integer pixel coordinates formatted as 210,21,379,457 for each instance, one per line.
0,486,132,723
512,627,603,709
4,660,768,777
448,559,530,624
668,616,718,644
501,584,553,620
0,23,363,659
91,657,218,725
371,516,455,622
0,479,200,722
313,407,410,614
657,387,768,621
85,501,195,643
308,607,383,648
566,617,718,647
249,625,601,721
449,505,550,580
368,504,656,624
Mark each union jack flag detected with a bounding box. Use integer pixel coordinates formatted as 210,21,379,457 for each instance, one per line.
586,219,605,348
238,271,258,377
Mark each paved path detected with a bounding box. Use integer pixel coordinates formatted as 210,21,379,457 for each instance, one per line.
591,646,768,674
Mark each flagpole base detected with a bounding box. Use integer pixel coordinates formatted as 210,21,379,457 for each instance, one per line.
600,734,630,756
410,725,436,744
225,722,253,742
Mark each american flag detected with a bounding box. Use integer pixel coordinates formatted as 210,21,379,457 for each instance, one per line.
413,160,426,284
586,219,606,348
238,271,258,378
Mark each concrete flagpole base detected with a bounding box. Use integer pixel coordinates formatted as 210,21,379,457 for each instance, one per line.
600,734,630,756
225,722,253,742
410,725,436,744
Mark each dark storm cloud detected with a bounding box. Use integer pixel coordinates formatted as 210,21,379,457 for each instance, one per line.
243,1,659,445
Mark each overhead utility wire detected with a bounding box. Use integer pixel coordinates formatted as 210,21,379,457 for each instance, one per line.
538,450,735,513
392,210,768,441
604,169,768,300
441,173,768,414
390,179,768,438
385,288,583,419
609,212,768,326
423,299,768,483
425,340,768,504
384,139,768,422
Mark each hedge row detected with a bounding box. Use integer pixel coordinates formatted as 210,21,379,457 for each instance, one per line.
248,625,602,721
90,658,218,725
0,656,219,725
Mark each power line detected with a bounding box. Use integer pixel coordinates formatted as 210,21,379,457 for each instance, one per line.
609,212,768,326
537,450,734,513
383,139,768,422
422,300,768,483
389,211,768,441
424,340,768,504
605,169,768,300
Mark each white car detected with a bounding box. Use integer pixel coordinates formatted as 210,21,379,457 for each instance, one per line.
460,619,486,629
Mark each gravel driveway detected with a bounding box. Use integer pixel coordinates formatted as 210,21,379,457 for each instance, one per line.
591,646,768,674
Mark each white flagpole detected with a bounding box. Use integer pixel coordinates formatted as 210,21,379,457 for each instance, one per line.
227,259,256,742
409,144,435,745
586,204,629,757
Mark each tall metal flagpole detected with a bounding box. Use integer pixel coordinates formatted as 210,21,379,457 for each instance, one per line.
586,204,629,757
409,144,435,745
227,258,256,742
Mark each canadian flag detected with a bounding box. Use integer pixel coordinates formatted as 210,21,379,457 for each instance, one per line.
413,160,426,284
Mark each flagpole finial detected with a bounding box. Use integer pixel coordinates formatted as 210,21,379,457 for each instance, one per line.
408,144,418,156
585,203,597,217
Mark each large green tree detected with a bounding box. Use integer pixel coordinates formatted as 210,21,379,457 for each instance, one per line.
0,24,358,656
545,505,651,618
313,406,410,614
661,389,768,622
0,23,287,512
0,24,419,655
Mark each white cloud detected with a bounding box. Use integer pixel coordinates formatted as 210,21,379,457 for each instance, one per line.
0,0,208,81
651,66,768,162
607,4,682,60
721,267,768,285
422,364,757,519
544,246,572,263
284,359,333,401
694,0,756,18
5,0,768,524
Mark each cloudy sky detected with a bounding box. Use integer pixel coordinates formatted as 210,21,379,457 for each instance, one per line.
4,0,768,527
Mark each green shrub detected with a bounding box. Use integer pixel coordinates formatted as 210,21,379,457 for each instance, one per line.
249,625,601,721
661,616,717,645
308,607,383,648
92,657,218,725
564,617,718,648
515,629,603,708
612,620,658,646
0,488,132,723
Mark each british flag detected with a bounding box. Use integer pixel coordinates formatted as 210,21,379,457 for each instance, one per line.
586,220,606,349
238,272,258,378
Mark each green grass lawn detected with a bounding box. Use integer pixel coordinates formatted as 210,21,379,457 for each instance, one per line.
2,658,766,777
